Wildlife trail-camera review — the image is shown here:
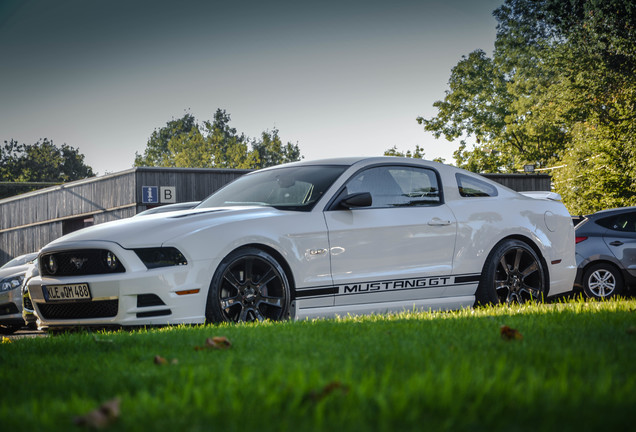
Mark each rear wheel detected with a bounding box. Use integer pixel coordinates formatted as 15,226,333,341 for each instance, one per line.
582,263,623,300
205,248,291,323
476,239,546,305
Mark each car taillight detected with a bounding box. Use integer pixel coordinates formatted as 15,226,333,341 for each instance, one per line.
575,236,588,244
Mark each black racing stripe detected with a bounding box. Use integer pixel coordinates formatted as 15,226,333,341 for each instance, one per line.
296,287,339,298
454,275,481,284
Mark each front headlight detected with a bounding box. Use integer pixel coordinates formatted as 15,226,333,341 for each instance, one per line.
0,274,25,292
134,247,188,269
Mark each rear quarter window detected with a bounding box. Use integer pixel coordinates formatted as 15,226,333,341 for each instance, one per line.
596,212,636,232
456,173,498,197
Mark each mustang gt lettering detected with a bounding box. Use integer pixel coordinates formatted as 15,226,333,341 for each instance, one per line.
341,276,454,293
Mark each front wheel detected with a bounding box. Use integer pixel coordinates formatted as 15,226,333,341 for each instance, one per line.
206,248,291,323
475,239,546,306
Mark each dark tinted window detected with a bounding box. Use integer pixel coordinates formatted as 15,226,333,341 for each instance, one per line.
596,212,636,232
456,173,498,197
344,166,440,208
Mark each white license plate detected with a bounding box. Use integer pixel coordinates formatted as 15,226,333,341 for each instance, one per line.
43,283,92,302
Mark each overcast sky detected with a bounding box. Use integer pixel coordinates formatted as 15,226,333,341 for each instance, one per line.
0,0,502,175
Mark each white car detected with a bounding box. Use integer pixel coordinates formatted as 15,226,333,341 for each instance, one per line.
27,157,576,328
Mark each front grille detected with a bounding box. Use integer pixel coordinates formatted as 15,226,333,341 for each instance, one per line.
40,250,126,276
38,300,119,320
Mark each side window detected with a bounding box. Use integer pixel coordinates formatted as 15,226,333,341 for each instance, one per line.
597,213,636,232
345,166,441,208
456,173,498,197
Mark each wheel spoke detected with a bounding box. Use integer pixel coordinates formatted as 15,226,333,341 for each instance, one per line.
223,271,242,291
499,255,510,276
258,295,283,309
220,294,241,310
244,258,254,283
252,308,266,322
258,267,278,287
238,306,250,322
520,284,540,300
513,248,522,272
521,261,539,279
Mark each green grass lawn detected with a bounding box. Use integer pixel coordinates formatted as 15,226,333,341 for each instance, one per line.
2,298,636,431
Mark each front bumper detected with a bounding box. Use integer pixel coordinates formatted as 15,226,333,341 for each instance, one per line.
28,242,217,328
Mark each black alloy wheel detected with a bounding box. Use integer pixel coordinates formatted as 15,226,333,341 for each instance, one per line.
206,248,291,323
476,239,546,305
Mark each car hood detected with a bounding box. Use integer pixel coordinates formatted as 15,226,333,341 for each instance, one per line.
45,206,284,250
0,263,31,279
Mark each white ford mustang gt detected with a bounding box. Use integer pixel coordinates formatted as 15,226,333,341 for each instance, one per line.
28,157,576,327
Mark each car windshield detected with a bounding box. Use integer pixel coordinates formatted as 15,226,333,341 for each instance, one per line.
198,165,348,211
0,253,37,269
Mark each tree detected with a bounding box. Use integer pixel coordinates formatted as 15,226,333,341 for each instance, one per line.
420,0,636,213
546,0,636,214
252,129,302,169
134,113,199,167
0,138,94,198
135,110,302,169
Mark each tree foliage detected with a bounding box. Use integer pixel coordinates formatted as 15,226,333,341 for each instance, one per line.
419,0,636,213
134,109,302,170
384,145,425,159
1,139,94,198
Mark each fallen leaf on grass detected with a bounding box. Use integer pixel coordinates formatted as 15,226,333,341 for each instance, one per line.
2,337,11,344
74,398,120,429
303,381,349,404
500,325,523,341
154,355,178,365
194,336,232,351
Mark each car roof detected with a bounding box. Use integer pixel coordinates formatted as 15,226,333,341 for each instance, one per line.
256,156,448,172
587,206,636,219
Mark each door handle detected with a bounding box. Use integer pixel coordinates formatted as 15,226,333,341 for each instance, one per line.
609,241,624,246
428,218,452,226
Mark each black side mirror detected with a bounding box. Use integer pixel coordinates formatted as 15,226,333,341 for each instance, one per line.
338,192,372,209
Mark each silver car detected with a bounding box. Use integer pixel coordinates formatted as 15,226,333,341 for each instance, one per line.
574,207,636,299
0,252,37,334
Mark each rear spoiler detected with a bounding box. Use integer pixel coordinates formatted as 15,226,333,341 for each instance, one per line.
519,191,562,201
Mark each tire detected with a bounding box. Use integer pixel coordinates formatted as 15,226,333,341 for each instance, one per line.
582,263,623,300
205,248,291,323
475,239,546,306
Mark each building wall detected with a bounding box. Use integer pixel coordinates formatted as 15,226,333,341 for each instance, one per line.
0,167,248,264
482,173,551,192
